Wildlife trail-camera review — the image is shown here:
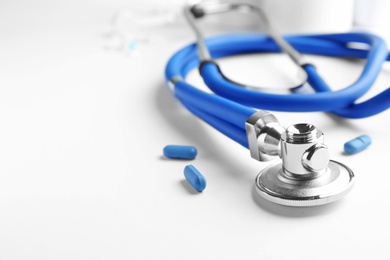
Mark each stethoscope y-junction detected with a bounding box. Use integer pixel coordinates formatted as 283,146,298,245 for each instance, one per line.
165,1,390,206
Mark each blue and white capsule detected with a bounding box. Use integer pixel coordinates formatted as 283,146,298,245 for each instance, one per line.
163,145,197,159
184,165,206,192
344,135,372,154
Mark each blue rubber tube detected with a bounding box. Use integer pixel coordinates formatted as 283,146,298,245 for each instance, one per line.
165,32,390,146
183,102,249,148
200,33,388,113
174,81,255,130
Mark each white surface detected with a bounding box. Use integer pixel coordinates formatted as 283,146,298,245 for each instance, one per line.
0,1,389,259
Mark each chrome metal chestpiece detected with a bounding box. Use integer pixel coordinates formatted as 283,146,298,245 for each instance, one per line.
246,111,355,207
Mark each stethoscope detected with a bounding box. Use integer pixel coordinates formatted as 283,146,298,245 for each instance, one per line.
165,1,390,207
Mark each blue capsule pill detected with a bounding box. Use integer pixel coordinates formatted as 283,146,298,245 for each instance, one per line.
184,165,206,192
163,145,197,159
344,135,372,154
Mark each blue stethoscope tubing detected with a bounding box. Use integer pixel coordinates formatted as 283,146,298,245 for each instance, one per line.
165,32,390,148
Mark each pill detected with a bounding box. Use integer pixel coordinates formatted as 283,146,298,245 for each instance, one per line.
344,135,372,154
163,145,197,159
184,165,206,192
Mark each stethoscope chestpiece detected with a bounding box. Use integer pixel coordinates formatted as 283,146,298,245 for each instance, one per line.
254,123,355,207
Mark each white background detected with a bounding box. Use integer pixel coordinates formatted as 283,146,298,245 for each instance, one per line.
0,0,389,259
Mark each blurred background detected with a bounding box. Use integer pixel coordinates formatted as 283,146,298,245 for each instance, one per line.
1,0,390,78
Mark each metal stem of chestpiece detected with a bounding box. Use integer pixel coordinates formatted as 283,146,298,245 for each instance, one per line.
246,111,355,207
